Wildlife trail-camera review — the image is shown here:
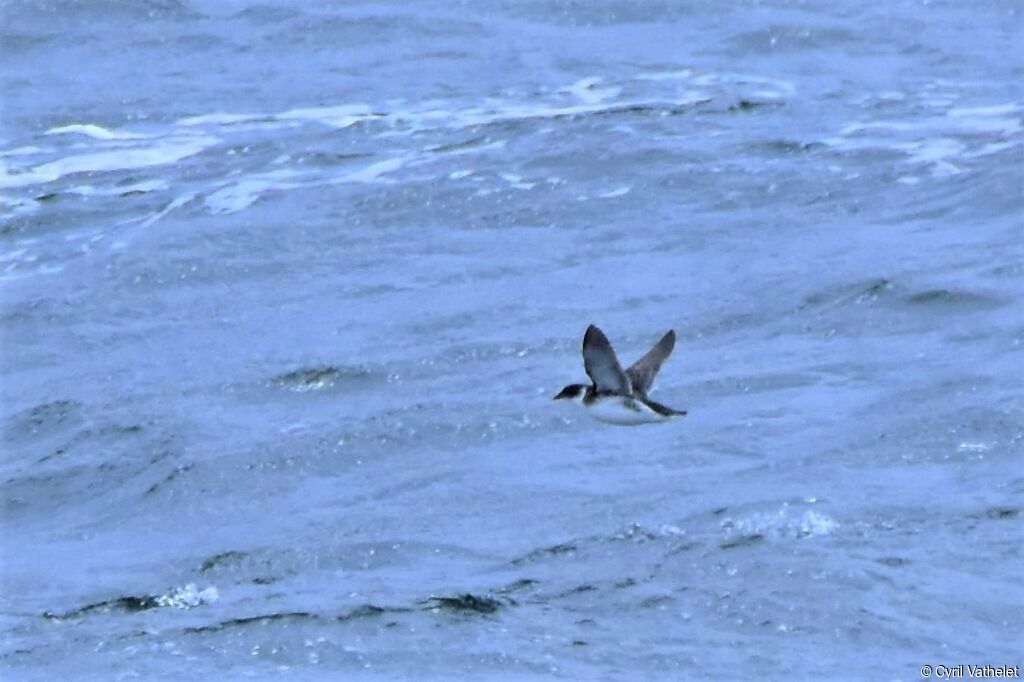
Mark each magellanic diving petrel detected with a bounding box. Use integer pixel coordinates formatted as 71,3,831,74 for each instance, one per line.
554,324,687,425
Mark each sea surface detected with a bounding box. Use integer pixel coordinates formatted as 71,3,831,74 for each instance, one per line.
1,1,1022,680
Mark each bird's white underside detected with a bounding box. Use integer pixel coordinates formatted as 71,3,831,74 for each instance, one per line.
583,396,669,426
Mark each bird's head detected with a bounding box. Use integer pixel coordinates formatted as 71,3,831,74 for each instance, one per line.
553,384,587,402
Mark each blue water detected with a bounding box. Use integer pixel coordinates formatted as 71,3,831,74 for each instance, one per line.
2,1,1022,679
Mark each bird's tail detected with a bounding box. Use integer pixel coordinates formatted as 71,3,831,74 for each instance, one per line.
643,398,687,417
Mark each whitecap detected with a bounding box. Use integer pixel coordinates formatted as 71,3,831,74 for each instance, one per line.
205,170,304,214
947,103,1023,118
337,156,406,184
564,76,623,105
140,193,198,227
894,138,965,164
277,104,378,129
45,123,150,140
722,507,838,540
597,185,631,199
499,172,535,190
156,583,219,609
0,135,218,189
636,69,694,82
66,179,170,197
0,145,46,157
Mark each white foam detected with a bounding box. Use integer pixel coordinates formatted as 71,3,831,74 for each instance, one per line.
0,135,218,189
597,185,631,199
564,77,622,105
45,123,150,140
636,69,694,82
205,170,304,214
0,146,46,157
830,99,1023,177
947,103,1023,118
140,193,197,228
967,140,1019,157
156,583,219,609
201,157,407,216
840,121,920,136
0,195,40,219
338,156,406,184
499,173,535,190
66,179,170,197
278,104,378,129
0,248,28,263
930,161,962,177
894,138,965,164
722,507,838,540
692,72,795,96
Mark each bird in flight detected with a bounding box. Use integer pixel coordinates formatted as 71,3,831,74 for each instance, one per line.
554,324,686,425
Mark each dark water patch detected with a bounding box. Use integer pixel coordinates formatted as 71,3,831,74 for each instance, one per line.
560,584,598,597
588,101,704,120
985,262,1024,279
429,136,495,154
983,507,1018,521
694,311,762,338
719,533,764,550
35,423,144,464
4,427,178,523
422,593,507,615
497,578,539,594
145,462,194,495
510,541,577,566
193,547,294,585
905,287,1003,311
801,277,894,310
664,540,702,556
638,595,674,608
185,611,319,634
465,101,704,132
299,150,375,166
231,4,302,23
5,399,84,442
745,139,826,155
44,595,161,620
270,364,376,392
724,99,784,113
0,31,57,55
198,550,248,573
337,604,412,621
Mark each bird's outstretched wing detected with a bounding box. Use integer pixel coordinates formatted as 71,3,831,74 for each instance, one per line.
582,324,632,396
625,330,676,396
